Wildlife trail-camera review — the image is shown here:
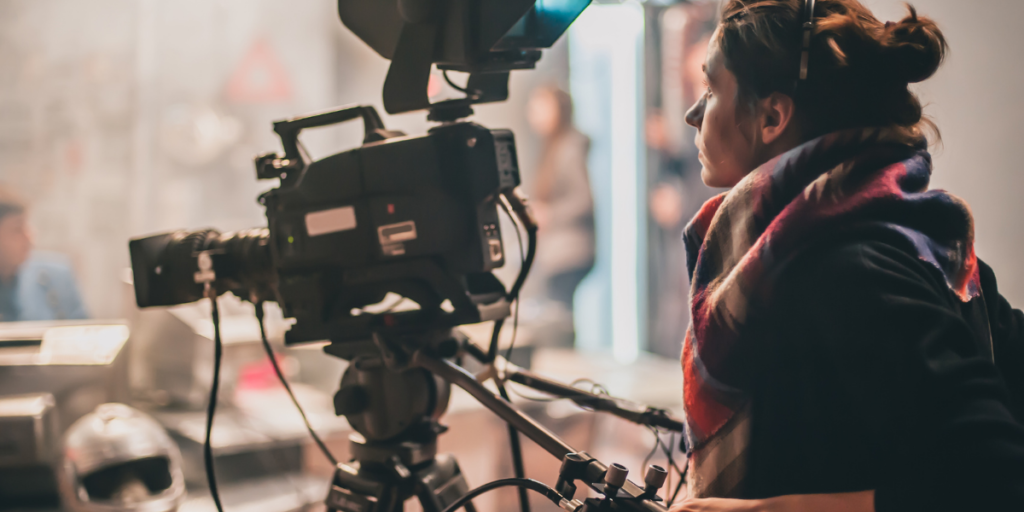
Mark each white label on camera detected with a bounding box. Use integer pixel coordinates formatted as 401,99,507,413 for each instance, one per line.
305,206,357,237
378,221,417,245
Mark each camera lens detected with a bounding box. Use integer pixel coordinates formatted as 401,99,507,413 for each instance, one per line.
129,228,273,308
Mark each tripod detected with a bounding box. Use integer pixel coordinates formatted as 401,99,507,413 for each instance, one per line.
320,328,680,512
323,331,476,512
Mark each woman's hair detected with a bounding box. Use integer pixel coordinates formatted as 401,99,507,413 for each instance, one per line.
717,0,947,142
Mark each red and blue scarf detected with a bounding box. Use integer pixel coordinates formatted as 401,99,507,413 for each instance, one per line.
681,128,980,497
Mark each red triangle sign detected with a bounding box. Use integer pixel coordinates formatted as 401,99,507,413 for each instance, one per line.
225,39,292,103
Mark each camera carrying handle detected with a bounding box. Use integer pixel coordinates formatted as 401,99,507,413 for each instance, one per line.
258,105,397,179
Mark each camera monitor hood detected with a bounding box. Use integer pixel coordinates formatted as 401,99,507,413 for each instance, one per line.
338,0,591,115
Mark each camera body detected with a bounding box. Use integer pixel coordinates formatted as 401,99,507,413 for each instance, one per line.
264,119,521,344
130,109,521,346
265,122,518,277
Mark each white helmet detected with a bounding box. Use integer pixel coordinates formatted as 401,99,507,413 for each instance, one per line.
58,403,186,512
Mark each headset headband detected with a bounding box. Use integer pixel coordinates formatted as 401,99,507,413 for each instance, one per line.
798,0,816,81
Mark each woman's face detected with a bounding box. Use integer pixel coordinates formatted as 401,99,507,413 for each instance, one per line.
527,89,561,138
685,28,759,188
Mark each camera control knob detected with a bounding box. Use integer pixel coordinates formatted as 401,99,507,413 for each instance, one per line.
333,385,369,416
644,465,668,492
604,463,628,489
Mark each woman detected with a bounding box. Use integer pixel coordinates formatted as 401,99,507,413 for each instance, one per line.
671,1,1024,511
525,85,595,347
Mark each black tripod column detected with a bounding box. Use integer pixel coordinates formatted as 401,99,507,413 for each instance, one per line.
325,344,477,512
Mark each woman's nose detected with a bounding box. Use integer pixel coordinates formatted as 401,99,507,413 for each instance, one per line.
685,96,705,129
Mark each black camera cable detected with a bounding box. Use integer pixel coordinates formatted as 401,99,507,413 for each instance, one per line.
503,191,537,306
494,197,532,512
205,289,226,512
494,381,530,512
440,478,573,512
202,295,340,512
254,300,339,467
647,426,686,506
488,191,536,362
641,432,661,482
500,197,526,366
443,70,471,94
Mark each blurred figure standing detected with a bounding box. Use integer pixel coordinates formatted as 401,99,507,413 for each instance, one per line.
525,85,595,347
0,187,87,322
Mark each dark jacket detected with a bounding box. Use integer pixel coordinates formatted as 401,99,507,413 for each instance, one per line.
741,231,1024,511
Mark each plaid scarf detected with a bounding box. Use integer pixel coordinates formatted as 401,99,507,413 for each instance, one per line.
681,127,980,498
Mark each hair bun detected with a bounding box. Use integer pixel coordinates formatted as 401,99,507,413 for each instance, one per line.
884,5,947,84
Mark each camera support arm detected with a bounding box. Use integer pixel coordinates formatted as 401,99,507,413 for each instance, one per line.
503,363,685,433
384,16,438,114
412,350,669,512
460,342,684,433
414,349,574,457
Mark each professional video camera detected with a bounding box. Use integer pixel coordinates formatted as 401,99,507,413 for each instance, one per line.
129,2,682,512
130,107,523,347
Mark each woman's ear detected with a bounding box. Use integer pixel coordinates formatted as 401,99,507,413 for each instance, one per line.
757,92,797,146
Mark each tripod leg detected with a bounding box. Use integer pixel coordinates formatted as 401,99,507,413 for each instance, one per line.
414,454,477,512
390,497,405,512
417,487,476,512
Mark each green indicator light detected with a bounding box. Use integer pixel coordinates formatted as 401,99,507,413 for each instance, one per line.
287,236,295,244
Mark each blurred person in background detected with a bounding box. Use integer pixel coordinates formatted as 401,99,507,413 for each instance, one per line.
525,85,595,348
646,0,720,359
671,0,1024,511
0,187,87,322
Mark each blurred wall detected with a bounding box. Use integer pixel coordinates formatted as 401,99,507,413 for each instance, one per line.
0,0,567,319
861,0,1024,305
0,0,139,320
4,0,1020,321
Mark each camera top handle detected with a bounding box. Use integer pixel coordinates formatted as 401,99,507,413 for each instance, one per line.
256,104,403,180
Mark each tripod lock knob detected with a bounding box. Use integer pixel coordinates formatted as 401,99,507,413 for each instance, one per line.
604,463,628,489
333,384,369,416
644,465,668,492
